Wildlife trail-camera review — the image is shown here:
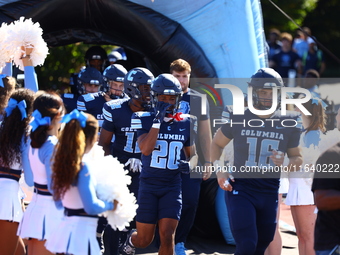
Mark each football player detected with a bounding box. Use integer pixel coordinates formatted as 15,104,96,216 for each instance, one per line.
63,46,108,113
99,67,154,255
76,67,107,128
121,74,198,255
211,68,303,254
102,64,128,100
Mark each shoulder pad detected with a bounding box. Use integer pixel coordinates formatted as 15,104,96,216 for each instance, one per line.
107,98,129,109
63,93,74,99
82,93,95,102
134,111,151,118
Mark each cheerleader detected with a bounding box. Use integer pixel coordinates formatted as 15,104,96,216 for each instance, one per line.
0,89,34,255
46,109,117,255
17,92,65,255
286,97,327,255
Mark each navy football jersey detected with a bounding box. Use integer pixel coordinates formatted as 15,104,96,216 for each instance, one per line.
77,92,106,127
102,98,141,164
131,112,195,183
61,93,79,114
221,106,302,192
180,88,210,121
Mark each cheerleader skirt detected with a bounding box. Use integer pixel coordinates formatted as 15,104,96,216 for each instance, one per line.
17,192,64,240
285,171,314,206
0,178,23,222
45,215,101,255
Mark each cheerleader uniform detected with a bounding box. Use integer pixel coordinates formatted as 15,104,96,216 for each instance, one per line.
286,130,321,205
46,161,114,255
17,136,64,240
0,137,33,223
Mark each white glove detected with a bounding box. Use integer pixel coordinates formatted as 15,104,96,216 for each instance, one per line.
124,158,142,172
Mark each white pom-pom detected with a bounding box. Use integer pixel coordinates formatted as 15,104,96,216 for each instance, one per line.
87,144,138,231
6,17,49,70
0,22,14,69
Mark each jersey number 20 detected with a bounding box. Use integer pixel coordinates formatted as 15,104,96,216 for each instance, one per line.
151,140,183,170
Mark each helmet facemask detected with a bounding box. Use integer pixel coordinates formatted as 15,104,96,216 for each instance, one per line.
151,90,182,115
251,85,281,111
128,83,152,110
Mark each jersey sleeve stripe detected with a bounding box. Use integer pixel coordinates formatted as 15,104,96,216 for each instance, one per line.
102,108,113,122
131,119,142,129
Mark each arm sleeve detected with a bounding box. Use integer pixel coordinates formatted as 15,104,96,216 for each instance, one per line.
78,163,114,215
21,137,33,186
24,66,38,92
2,62,12,77
39,138,57,193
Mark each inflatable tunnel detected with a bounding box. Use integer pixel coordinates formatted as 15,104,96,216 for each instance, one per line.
0,0,216,78
0,0,268,245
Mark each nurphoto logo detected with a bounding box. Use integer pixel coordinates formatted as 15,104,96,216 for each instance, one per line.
212,84,312,128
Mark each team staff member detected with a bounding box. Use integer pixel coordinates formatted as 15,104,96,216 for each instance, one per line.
211,68,303,255
170,59,212,255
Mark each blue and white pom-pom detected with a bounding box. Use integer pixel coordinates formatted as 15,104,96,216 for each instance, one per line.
7,17,49,71
87,144,138,231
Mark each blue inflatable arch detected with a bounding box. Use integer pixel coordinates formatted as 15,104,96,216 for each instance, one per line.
0,0,217,78
0,0,268,245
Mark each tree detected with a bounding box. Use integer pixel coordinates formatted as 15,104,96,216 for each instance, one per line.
261,0,318,33
303,0,340,76
35,43,113,91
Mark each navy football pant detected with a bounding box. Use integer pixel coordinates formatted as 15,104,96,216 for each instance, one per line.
225,188,278,255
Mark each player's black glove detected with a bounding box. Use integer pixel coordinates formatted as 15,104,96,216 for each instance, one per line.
153,101,171,124
177,159,191,174
177,154,198,174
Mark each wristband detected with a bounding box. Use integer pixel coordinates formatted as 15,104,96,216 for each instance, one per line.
152,123,160,129
205,161,213,165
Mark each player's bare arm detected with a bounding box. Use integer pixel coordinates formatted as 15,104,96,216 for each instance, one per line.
211,128,233,191
137,128,159,156
98,128,115,156
286,146,303,171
